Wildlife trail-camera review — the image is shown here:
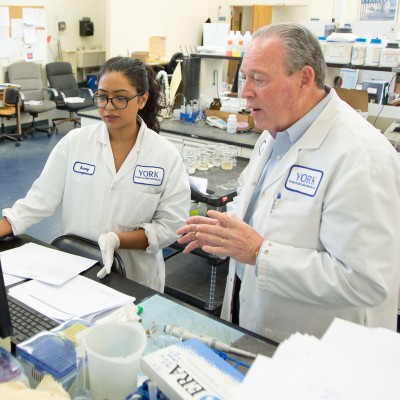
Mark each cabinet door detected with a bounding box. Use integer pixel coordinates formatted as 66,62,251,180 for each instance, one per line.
252,6,272,32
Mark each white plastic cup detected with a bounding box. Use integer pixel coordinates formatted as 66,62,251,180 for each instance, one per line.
79,322,147,400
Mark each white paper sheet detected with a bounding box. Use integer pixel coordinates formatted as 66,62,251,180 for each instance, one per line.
65,97,85,103
0,242,97,285
189,176,209,195
231,319,400,400
3,272,25,287
8,275,135,321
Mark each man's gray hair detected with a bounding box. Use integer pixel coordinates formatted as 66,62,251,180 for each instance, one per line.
253,23,326,89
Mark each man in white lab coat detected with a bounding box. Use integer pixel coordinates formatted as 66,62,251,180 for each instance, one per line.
177,23,400,342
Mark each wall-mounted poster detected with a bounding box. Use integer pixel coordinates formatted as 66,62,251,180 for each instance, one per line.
359,0,398,21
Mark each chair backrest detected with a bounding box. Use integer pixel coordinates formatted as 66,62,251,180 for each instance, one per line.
50,234,126,277
2,87,19,107
7,62,44,102
0,87,19,118
46,62,79,98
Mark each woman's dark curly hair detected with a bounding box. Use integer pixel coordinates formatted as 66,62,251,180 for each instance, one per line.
97,56,164,132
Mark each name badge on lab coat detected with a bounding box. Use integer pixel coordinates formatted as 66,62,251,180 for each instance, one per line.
134,165,164,186
73,162,95,175
285,165,323,197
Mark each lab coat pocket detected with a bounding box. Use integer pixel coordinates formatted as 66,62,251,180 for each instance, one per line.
268,199,322,249
115,189,161,230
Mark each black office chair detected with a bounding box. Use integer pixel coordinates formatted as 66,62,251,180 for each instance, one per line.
0,87,21,147
45,61,94,132
50,234,126,277
7,61,57,137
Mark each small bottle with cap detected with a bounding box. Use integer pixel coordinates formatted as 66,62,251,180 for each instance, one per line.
226,114,237,134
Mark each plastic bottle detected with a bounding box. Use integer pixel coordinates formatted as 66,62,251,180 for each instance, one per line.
232,31,243,58
242,31,252,57
227,114,237,133
365,38,383,67
317,36,327,56
325,28,356,64
225,30,234,57
380,42,400,68
351,38,367,66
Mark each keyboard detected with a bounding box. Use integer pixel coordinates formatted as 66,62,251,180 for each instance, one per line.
8,296,59,346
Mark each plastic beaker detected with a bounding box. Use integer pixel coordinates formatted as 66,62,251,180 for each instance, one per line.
78,322,147,400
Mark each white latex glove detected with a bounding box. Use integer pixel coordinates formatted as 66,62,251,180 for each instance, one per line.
97,232,120,279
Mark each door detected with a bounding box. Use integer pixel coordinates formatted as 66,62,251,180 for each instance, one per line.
252,5,273,32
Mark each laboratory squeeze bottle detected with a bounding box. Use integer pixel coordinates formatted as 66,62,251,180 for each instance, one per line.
242,31,252,57
226,30,234,57
232,31,243,57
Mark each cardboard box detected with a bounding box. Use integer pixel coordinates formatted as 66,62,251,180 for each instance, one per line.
205,109,256,129
149,36,166,60
334,88,368,112
130,52,149,64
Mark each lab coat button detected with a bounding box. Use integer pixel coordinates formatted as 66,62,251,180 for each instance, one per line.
276,155,282,160
252,181,256,186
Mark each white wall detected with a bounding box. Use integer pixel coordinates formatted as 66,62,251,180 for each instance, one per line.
105,0,211,59
46,0,106,59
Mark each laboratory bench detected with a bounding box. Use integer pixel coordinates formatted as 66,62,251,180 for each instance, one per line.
1,234,278,375
77,109,260,159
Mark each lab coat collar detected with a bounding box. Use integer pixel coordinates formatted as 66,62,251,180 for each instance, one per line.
258,88,341,192
99,116,148,179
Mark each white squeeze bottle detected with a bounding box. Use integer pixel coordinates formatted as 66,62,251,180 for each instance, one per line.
242,31,252,57
226,30,234,57
232,31,243,57
227,114,237,133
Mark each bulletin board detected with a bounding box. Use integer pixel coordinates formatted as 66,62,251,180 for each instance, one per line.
0,5,47,63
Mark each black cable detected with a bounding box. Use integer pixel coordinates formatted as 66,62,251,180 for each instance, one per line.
373,72,397,127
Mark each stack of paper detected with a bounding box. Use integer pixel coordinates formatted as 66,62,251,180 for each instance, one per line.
231,318,400,400
1,242,135,322
8,275,135,321
1,242,97,285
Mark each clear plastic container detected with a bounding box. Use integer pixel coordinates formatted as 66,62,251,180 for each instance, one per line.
225,30,234,57
232,31,243,58
227,114,237,134
365,38,383,67
317,36,327,56
242,31,252,57
380,42,400,68
351,38,367,65
325,28,356,64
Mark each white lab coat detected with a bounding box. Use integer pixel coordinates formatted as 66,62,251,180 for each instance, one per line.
3,118,191,291
221,90,400,342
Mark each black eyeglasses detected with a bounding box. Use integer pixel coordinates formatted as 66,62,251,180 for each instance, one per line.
92,92,144,110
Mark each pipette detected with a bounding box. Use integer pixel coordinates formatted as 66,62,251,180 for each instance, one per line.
163,324,256,359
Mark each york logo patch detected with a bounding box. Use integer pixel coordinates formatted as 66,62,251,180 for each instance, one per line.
73,162,95,175
285,165,323,197
134,165,164,186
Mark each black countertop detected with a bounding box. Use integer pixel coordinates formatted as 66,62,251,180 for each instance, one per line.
78,109,260,149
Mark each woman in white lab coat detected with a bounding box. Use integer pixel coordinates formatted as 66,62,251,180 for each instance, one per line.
0,57,191,291
177,24,400,341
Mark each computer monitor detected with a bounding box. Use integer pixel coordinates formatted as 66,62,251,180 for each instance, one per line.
0,258,12,351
